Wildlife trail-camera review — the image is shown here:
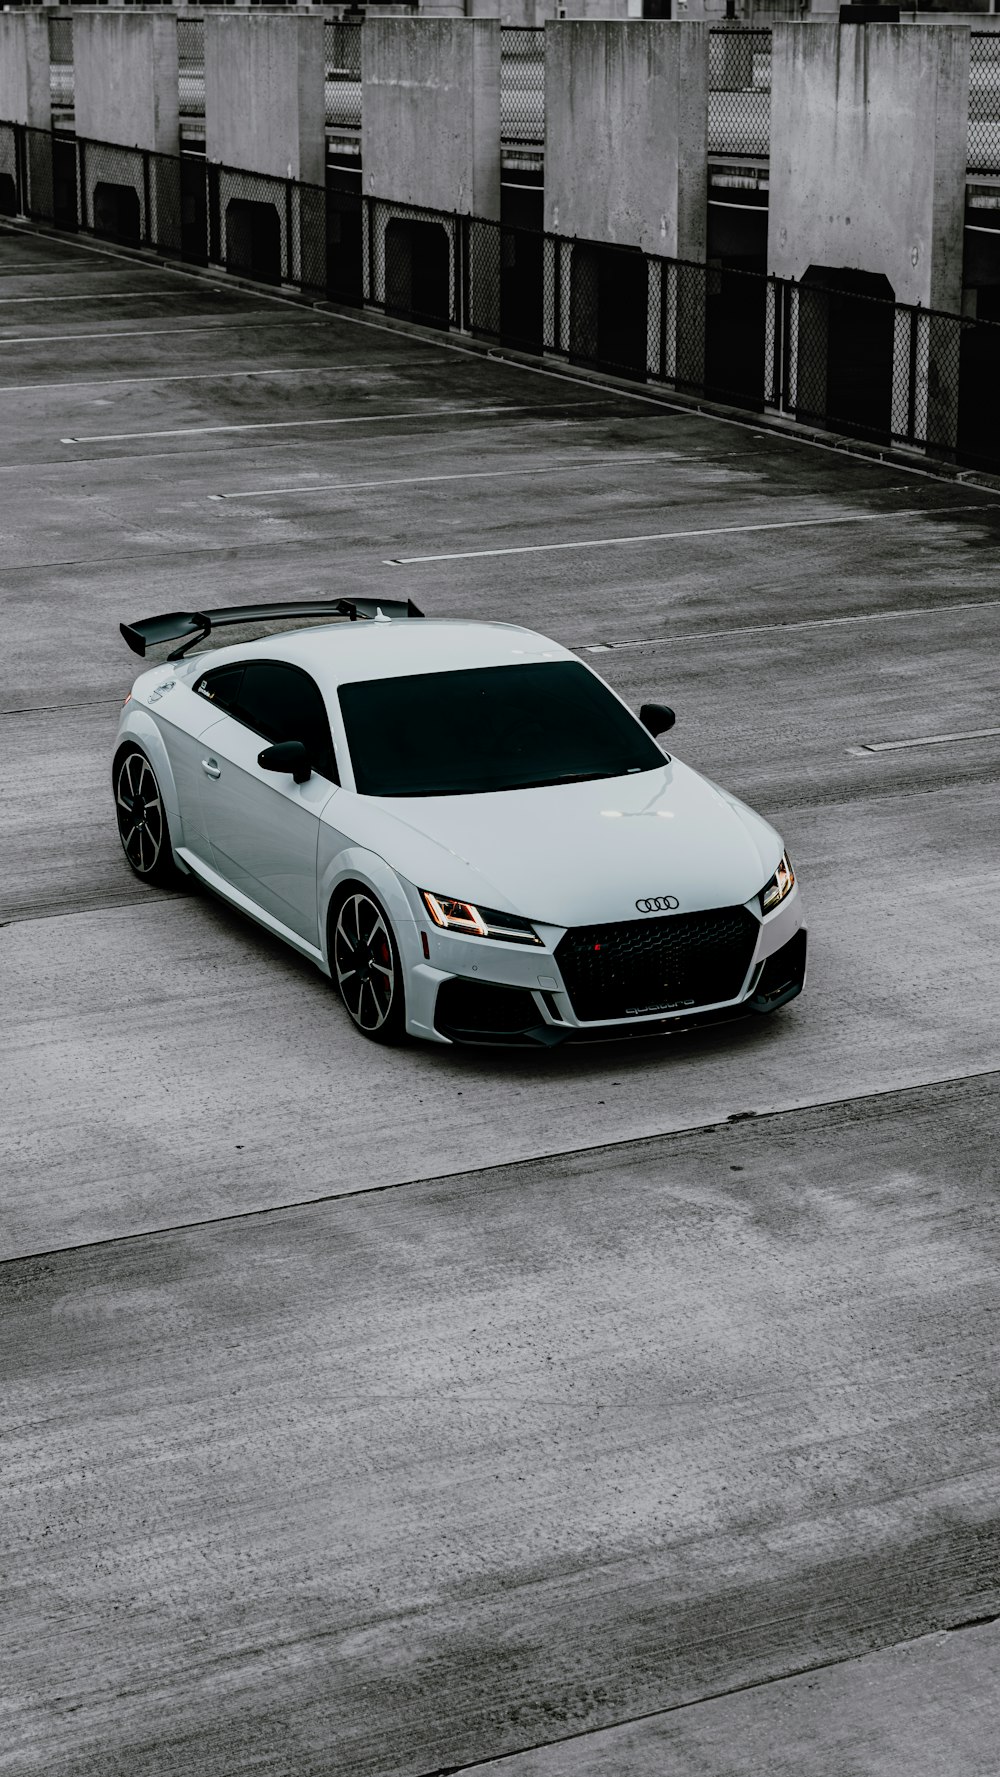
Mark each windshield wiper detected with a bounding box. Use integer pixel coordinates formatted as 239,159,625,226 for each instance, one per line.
517,772,607,789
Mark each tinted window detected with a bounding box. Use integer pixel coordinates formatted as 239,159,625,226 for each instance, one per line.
338,661,663,798
195,663,244,712
235,661,337,782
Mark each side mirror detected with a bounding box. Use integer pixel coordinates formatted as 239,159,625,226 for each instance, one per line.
258,739,312,784
639,702,675,737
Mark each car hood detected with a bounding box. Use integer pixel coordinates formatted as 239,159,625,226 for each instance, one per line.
341,758,782,928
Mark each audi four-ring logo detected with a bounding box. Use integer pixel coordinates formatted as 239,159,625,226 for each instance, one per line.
636,895,680,913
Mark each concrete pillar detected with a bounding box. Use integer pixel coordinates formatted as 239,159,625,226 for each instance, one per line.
544,22,708,378
74,13,179,155
362,19,501,312
362,20,500,214
0,11,51,217
544,23,708,258
0,12,51,131
73,13,180,250
204,14,325,184
769,22,971,449
204,14,325,288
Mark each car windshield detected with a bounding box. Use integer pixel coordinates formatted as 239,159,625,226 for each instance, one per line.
338,661,665,798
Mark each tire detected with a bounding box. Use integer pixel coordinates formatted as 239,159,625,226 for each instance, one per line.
330,887,407,1044
113,746,183,889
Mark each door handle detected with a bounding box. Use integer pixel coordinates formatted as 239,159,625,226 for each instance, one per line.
201,757,221,779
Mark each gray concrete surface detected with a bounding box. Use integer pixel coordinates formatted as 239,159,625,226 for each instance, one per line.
2,228,1000,1773
479,1621,1000,1775
4,1078,1000,1774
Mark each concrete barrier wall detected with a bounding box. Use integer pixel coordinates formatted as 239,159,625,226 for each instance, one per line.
544,22,708,261
769,22,970,313
73,13,179,154
0,12,50,133
362,20,501,219
205,14,325,185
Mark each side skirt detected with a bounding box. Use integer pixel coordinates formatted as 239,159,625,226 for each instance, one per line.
176,847,326,970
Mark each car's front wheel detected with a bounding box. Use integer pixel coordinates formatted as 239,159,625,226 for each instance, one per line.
113,746,182,888
331,888,407,1044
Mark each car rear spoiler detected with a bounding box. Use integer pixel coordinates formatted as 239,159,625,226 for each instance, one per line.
120,598,424,661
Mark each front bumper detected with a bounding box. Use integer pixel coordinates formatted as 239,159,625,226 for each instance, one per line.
403,885,806,1047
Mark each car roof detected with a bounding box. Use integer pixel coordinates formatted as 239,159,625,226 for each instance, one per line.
196,618,576,691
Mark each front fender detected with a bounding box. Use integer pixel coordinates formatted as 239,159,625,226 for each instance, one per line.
317,843,417,977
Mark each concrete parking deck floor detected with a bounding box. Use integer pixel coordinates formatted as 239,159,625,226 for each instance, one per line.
3,227,1000,1774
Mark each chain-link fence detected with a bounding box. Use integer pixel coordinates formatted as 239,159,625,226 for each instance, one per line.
708,26,770,158
178,15,205,119
970,33,1000,175
48,13,74,113
501,26,544,147
6,120,1000,474
325,20,362,131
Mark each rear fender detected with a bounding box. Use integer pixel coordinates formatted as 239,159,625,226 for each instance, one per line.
114,708,187,866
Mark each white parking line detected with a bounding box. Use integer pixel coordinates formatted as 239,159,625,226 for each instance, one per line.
0,289,196,305
0,319,323,348
848,725,1000,755
384,505,991,565
209,451,715,500
0,261,108,274
58,399,607,445
0,362,424,395
583,598,1000,651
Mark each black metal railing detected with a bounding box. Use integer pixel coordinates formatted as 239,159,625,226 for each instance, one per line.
708,26,770,158
2,118,996,474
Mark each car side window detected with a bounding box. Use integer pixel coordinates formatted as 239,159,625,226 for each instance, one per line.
195,663,245,711
235,661,338,784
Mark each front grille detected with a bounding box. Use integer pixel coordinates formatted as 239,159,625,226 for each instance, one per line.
555,906,759,1022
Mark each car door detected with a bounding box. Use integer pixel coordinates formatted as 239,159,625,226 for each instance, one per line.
191,659,338,945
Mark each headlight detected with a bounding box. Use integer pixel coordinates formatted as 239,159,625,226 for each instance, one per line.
421,891,542,946
760,851,795,915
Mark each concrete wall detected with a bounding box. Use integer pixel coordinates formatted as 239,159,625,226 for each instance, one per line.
467,0,542,22
0,12,51,132
553,0,630,17
204,14,325,185
544,22,708,261
362,20,501,218
73,13,179,154
769,22,971,313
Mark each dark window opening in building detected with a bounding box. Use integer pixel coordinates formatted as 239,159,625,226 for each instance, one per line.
225,197,281,284
798,266,895,443
959,285,1000,472
705,198,767,408
571,241,647,378
384,217,451,329
52,137,78,232
92,181,141,247
0,174,17,218
501,183,543,351
326,174,363,306
180,155,207,264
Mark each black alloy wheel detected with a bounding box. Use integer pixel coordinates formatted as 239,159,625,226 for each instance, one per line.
113,747,181,888
332,889,406,1043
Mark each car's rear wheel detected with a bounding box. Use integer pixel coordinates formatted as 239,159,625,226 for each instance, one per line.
113,746,182,888
331,888,406,1044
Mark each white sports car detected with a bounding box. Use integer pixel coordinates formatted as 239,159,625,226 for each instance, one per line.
113,599,806,1047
